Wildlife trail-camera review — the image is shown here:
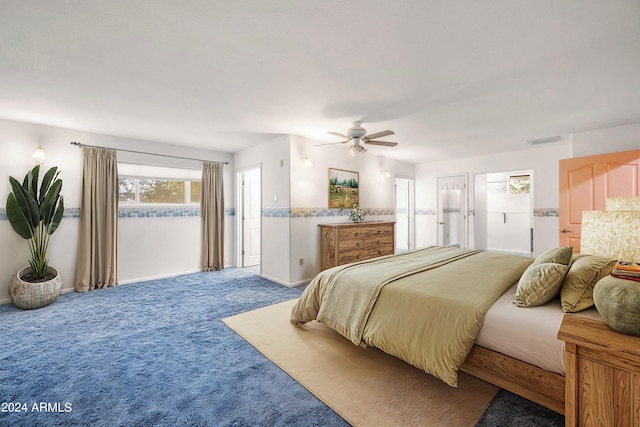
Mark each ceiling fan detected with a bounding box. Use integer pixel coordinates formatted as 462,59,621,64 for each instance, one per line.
319,121,398,156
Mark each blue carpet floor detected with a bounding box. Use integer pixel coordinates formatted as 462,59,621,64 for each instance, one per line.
0,268,563,426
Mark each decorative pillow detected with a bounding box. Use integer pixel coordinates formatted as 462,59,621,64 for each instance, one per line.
560,255,616,313
532,247,573,266
513,263,568,307
593,275,640,336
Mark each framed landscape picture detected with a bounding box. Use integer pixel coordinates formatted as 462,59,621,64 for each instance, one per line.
328,168,359,208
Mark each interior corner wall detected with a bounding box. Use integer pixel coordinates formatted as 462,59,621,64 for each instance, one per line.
234,135,292,285
289,136,415,285
571,123,640,157
0,118,233,304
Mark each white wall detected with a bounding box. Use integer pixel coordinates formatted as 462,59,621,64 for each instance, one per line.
415,141,573,255
0,118,233,304
572,123,640,157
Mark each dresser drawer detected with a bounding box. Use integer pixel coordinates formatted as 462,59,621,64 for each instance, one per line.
338,224,393,241
338,234,393,252
337,244,394,265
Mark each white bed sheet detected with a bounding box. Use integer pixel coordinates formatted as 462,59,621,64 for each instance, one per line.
476,283,602,375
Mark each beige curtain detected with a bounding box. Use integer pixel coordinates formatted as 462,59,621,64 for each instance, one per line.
201,161,224,271
75,146,118,292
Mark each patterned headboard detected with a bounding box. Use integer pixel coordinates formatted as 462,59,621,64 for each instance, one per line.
581,197,640,261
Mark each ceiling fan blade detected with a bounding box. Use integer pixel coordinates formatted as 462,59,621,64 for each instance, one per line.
314,142,344,147
363,130,394,140
328,131,351,141
364,140,398,147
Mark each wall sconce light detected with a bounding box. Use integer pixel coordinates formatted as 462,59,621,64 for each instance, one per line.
300,156,313,170
383,170,392,179
32,146,47,164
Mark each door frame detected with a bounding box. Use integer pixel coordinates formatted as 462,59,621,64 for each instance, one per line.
394,175,415,252
236,165,262,269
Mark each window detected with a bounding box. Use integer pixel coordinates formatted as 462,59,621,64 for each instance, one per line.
117,163,202,205
118,178,201,204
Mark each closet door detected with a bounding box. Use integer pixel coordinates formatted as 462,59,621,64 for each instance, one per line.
559,149,640,252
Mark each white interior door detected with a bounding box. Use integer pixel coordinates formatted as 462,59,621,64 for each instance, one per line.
242,168,261,267
395,177,413,252
437,175,467,247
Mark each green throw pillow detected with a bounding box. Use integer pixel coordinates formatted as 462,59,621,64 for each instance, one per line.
532,247,573,266
593,275,640,336
514,263,568,307
560,255,616,313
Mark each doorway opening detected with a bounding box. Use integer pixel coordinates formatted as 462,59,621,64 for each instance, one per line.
394,176,414,252
474,170,533,256
237,167,261,272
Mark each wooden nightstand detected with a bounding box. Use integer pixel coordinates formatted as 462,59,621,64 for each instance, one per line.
558,314,640,426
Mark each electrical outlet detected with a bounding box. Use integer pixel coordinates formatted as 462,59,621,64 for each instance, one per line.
299,257,304,265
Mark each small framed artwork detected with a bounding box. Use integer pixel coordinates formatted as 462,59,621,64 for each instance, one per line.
328,168,359,208
508,174,530,194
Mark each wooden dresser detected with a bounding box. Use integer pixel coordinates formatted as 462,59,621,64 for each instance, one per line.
558,314,640,426
318,221,395,271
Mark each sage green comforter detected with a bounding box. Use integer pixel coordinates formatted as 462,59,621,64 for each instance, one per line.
290,246,533,386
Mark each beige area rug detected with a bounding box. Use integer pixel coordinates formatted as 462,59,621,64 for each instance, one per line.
222,299,498,427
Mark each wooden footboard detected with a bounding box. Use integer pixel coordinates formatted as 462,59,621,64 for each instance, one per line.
461,345,565,415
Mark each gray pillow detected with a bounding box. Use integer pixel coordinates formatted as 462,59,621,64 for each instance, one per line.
514,263,568,307
594,275,640,336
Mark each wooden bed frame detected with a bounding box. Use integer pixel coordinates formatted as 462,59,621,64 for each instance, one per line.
461,344,565,415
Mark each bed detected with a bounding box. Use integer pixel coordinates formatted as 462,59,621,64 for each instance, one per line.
290,245,614,415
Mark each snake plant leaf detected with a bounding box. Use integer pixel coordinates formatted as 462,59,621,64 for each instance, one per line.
47,196,64,235
9,176,40,229
6,193,34,239
39,166,58,204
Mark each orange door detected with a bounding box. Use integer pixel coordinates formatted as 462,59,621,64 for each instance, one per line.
559,149,640,252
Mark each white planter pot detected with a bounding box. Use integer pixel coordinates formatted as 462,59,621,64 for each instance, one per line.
9,266,63,310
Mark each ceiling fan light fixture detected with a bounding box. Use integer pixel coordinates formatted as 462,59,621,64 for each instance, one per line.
348,144,367,157
324,121,397,156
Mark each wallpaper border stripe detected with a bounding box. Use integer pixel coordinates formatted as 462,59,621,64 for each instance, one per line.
0,207,560,221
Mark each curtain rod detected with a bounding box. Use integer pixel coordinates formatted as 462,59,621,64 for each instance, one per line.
70,141,229,165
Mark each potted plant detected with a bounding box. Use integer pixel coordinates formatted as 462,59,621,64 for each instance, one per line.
6,165,64,309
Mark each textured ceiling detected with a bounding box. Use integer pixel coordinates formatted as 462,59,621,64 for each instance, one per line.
1,0,639,163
